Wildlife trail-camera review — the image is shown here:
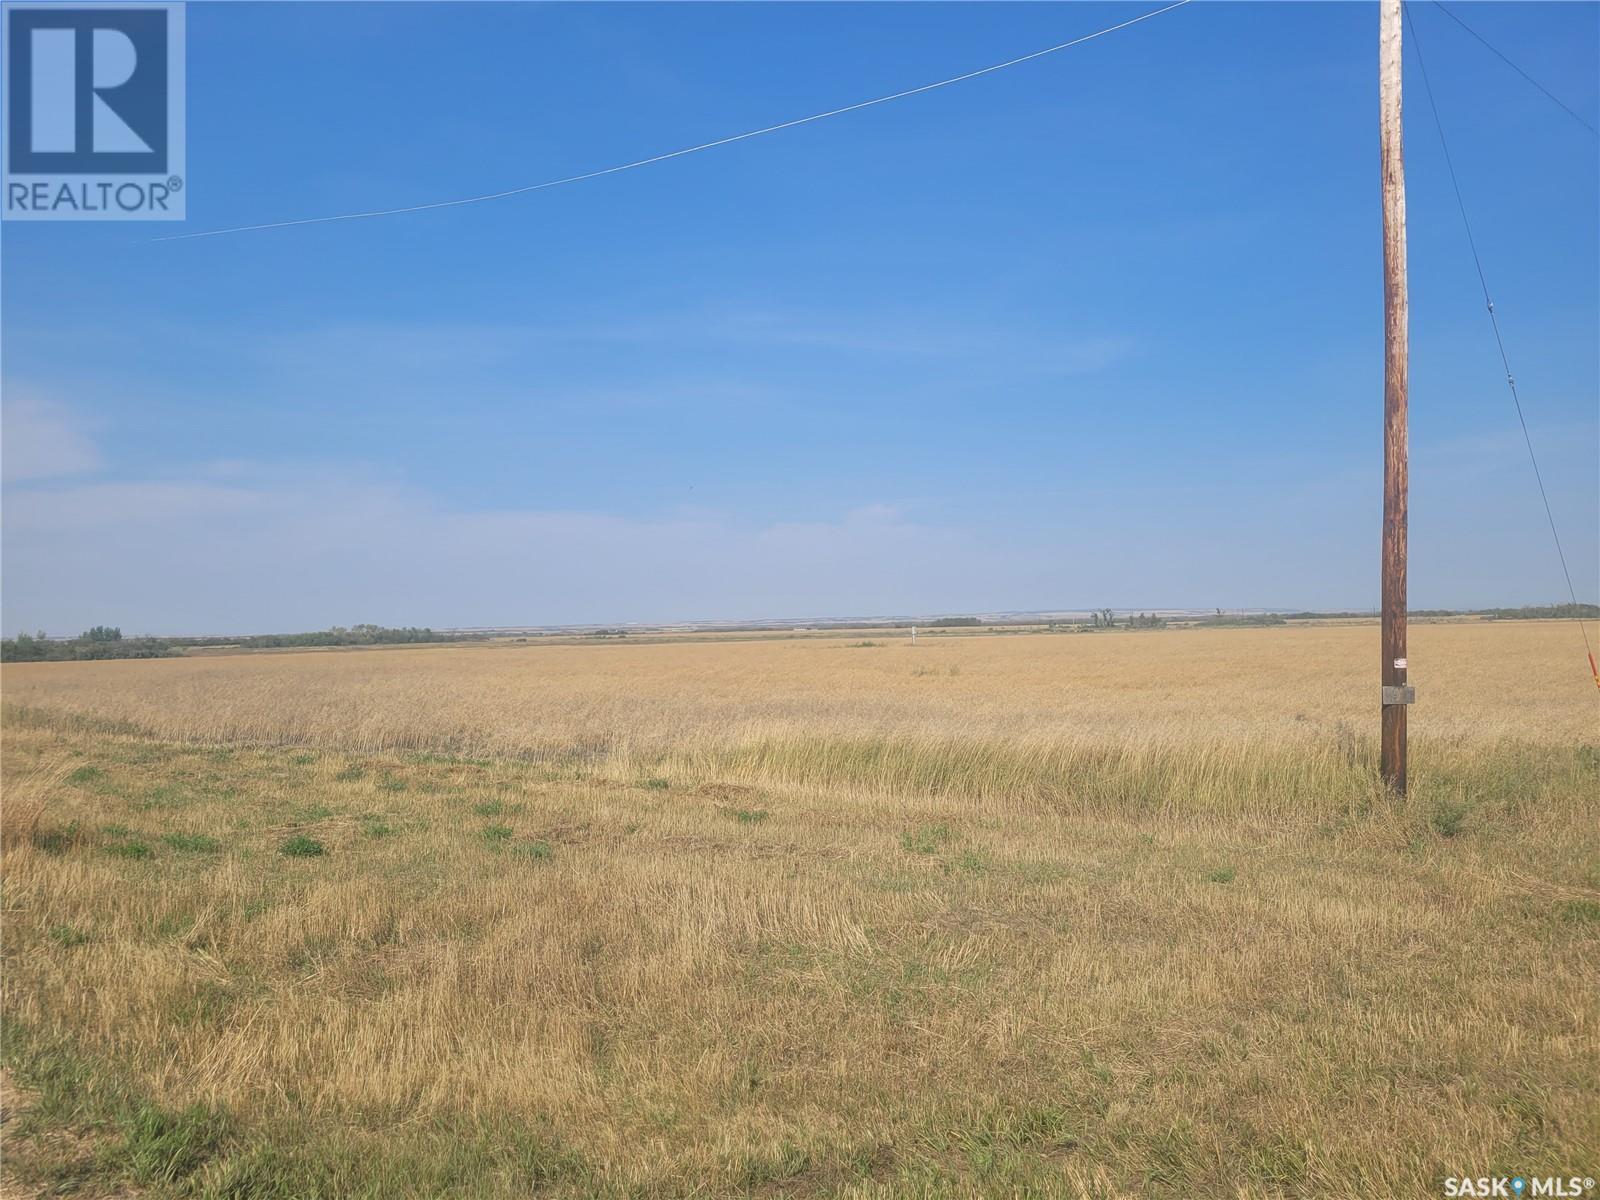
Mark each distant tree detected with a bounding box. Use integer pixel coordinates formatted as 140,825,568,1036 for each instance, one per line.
2,632,46,662
3,629,179,662
1484,603,1600,621
204,625,459,650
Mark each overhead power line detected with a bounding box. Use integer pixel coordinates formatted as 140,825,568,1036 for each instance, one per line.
1431,2,1598,139
157,0,1191,243
1405,5,1600,690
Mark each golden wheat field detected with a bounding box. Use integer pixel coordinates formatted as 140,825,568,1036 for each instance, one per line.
2,621,1598,1199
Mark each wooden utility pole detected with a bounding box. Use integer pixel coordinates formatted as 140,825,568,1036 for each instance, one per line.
1379,0,1413,792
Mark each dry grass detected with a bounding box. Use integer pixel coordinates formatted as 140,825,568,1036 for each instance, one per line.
2,622,1597,1198
3,621,1592,757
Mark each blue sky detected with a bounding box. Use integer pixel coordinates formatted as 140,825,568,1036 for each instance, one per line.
3,0,1596,634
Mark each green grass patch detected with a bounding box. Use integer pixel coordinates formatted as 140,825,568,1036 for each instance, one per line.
902,823,954,855
278,835,326,858
116,1102,231,1186
132,785,188,811
1,1020,592,1198
1559,899,1600,923
471,798,523,817
47,924,90,948
161,831,221,854
954,848,989,874
1431,798,1472,838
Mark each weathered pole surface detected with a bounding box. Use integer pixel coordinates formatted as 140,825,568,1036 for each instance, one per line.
1379,0,1411,793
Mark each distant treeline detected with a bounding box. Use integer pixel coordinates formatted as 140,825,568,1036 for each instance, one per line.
1195,613,1287,628
1277,604,1599,621
1083,610,1168,629
185,624,471,650
2,623,480,663
1473,603,1599,620
2,627,182,663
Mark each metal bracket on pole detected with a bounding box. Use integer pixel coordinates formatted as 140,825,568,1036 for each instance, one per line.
1381,685,1415,705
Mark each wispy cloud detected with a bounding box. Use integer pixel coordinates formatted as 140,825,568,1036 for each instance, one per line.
1,392,102,482
3,399,1592,634
1,470,1016,634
